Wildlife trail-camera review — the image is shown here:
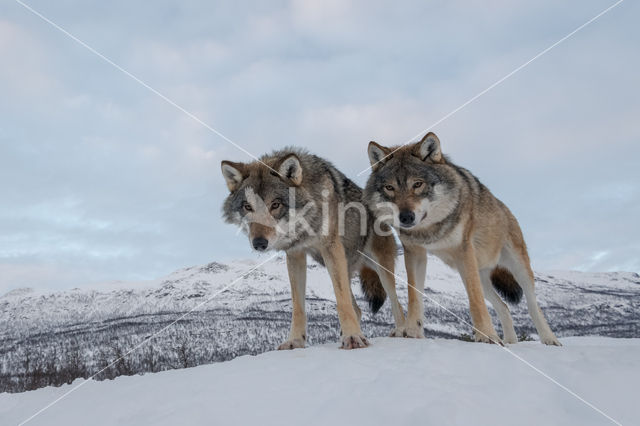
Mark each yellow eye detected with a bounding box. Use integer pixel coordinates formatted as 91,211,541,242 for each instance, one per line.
384,185,395,191
243,202,253,212
413,181,424,189
271,201,281,210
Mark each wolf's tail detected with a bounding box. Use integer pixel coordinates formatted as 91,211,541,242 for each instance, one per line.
359,266,387,313
490,266,523,305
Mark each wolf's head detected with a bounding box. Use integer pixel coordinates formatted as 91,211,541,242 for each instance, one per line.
221,151,317,252
364,132,459,231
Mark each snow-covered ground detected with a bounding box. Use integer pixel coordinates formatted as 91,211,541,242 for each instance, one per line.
1,336,637,426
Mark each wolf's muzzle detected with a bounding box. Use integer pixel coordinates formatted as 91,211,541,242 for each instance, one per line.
399,210,415,227
252,237,269,251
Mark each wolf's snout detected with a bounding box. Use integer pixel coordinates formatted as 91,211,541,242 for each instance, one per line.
399,210,415,227
252,237,269,251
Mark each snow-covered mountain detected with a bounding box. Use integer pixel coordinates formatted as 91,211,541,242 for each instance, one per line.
1,255,639,393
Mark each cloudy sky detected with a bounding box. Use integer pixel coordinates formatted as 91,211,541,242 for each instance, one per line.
1,0,638,293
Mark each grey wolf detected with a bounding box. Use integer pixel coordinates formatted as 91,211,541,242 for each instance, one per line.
221,148,405,349
363,132,560,345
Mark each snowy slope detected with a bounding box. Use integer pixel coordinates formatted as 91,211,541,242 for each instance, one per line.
1,337,637,426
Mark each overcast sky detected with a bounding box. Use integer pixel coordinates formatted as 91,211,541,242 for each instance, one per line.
1,0,638,293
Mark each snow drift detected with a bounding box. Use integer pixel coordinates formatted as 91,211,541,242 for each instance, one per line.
1,337,637,425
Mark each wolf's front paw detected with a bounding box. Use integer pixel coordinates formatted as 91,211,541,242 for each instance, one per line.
540,335,562,346
503,335,518,345
404,321,425,338
277,338,305,350
390,319,425,338
474,331,503,346
340,334,369,349
390,325,425,338
389,327,405,337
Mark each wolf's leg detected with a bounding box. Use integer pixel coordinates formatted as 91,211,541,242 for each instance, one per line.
375,266,406,337
321,238,369,349
278,250,307,350
370,233,405,336
350,287,362,324
368,258,404,337
403,244,426,338
479,269,517,344
502,248,561,346
456,244,501,344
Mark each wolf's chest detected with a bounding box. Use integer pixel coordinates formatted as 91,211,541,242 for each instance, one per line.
400,223,464,269
401,222,463,249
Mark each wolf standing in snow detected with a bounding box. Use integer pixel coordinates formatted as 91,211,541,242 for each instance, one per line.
221,149,405,350
364,132,560,345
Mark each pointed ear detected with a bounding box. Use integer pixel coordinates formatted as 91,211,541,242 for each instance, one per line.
368,141,392,171
221,161,246,191
414,132,442,163
278,154,303,186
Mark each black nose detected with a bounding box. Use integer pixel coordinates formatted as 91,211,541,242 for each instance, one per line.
399,210,415,226
252,237,268,251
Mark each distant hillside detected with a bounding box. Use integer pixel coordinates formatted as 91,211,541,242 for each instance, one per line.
1,255,638,393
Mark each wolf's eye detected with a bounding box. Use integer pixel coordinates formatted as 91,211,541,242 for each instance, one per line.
243,202,253,212
270,201,281,210
413,181,424,189
384,185,395,191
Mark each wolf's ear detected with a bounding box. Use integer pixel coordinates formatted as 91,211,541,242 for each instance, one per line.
368,141,392,171
221,161,246,191
278,154,303,186
414,132,442,163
